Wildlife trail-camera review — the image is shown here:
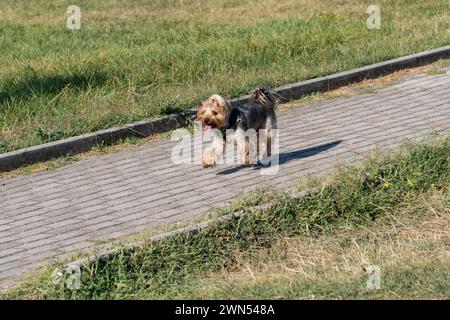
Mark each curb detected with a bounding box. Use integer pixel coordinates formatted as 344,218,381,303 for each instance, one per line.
0,114,189,172
1,45,449,172
61,190,312,275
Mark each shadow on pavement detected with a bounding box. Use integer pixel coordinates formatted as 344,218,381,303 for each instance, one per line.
216,140,343,175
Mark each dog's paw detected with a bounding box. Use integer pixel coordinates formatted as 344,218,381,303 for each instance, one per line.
202,161,215,168
257,159,272,167
202,152,216,168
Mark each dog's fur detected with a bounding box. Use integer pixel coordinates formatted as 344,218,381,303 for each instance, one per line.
196,86,278,167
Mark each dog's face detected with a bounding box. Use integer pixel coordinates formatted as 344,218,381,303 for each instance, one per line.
196,95,230,131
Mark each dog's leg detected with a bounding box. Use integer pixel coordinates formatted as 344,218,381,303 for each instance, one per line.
212,134,225,165
233,126,250,166
256,131,260,160
259,114,277,166
247,132,260,165
237,134,249,166
244,139,250,165
222,138,226,164
202,133,223,168
202,146,216,168
257,128,270,167
267,114,277,159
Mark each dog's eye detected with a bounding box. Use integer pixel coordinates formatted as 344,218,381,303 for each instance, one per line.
212,111,218,116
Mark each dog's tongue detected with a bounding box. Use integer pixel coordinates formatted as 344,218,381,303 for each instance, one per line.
204,125,212,132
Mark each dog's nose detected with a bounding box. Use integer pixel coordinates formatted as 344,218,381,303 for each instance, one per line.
204,118,210,125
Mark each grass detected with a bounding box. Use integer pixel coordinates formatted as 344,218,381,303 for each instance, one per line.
425,68,448,76
0,0,449,153
3,136,449,299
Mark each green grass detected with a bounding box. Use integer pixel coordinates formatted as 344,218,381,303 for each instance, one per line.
3,136,449,299
0,0,449,152
425,68,448,76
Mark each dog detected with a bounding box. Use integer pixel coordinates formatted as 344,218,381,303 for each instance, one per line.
196,86,278,168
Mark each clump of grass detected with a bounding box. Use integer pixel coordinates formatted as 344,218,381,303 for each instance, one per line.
425,69,447,76
4,137,449,299
36,128,69,144
0,139,6,153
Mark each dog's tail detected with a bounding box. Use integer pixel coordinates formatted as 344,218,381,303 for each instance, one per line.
249,86,279,109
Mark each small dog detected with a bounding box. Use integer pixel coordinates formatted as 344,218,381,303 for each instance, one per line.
196,86,278,168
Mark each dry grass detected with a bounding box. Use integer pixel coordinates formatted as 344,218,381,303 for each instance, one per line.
0,0,374,25
189,190,450,299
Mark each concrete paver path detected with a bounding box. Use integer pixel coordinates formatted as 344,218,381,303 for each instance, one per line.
1,66,450,287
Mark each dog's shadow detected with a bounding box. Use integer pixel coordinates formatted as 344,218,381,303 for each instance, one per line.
216,140,343,175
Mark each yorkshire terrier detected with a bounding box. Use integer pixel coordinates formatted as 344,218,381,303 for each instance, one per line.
196,86,278,168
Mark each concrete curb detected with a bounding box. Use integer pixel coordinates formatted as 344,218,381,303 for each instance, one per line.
0,114,189,172
1,45,449,172
61,190,312,276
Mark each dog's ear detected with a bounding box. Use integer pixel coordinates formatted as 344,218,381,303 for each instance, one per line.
196,101,205,120
224,100,232,112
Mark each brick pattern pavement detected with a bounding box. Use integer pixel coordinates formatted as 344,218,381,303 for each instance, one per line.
1,68,449,287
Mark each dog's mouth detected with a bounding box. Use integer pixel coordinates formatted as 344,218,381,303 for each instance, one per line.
203,123,217,131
